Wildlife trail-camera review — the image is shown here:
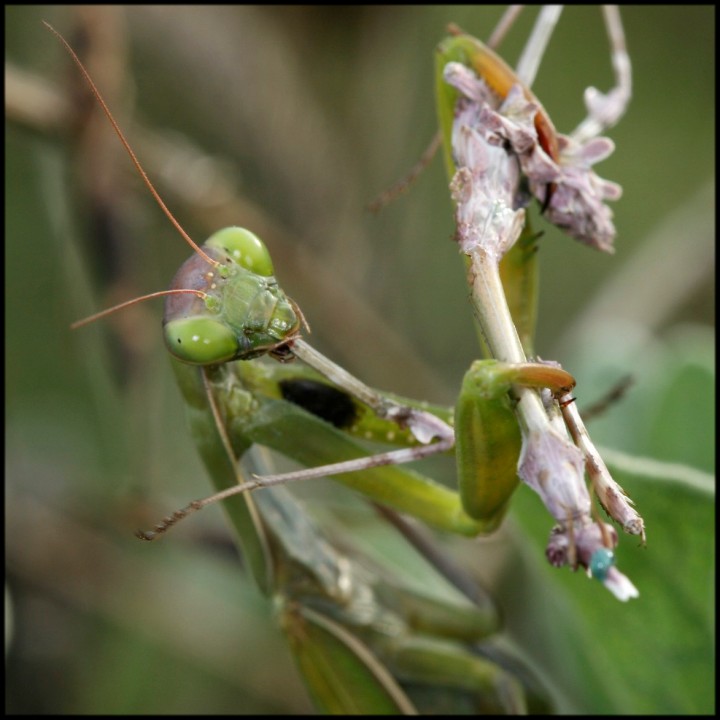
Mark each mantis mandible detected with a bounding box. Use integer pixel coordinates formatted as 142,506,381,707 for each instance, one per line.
51,5,644,608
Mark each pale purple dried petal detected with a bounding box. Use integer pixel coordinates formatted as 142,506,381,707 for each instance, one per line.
518,146,560,185
565,135,616,165
401,408,455,445
447,72,525,260
499,84,539,125
517,427,589,524
546,522,617,567
444,61,623,254
481,85,562,181
601,566,640,601
539,133,622,252
485,85,541,154
573,522,618,565
481,106,535,155
444,62,492,104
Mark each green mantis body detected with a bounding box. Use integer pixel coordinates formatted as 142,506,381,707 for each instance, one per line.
55,8,645,711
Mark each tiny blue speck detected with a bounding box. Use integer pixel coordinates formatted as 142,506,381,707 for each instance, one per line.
590,548,615,581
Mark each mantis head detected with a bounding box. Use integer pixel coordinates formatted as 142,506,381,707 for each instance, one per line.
163,227,301,365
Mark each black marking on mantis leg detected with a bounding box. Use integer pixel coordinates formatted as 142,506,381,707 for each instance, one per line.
279,378,358,430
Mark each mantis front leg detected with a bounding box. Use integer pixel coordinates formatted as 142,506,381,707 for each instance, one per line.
454,360,575,531
454,360,629,589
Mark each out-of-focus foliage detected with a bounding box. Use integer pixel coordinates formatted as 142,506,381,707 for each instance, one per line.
6,5,713,714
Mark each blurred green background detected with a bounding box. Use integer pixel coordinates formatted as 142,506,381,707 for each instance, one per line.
6,5,714,714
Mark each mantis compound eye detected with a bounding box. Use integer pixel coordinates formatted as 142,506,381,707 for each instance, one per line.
164,316,239,364
205,227,275,277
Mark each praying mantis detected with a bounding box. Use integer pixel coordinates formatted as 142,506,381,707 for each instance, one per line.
48,5,647,712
